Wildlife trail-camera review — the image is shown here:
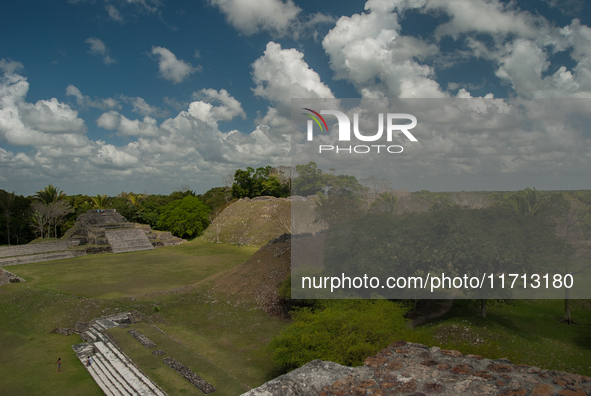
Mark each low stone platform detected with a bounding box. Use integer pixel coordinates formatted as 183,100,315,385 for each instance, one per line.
0,240,69,258
73,312,167,396
105,229,154,254
0,250,87,266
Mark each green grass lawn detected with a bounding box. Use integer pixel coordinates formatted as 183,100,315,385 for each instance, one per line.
0,241,286,396
407,299,591,376
9,242,257,298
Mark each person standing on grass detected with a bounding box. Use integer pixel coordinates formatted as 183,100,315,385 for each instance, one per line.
57,357,61,373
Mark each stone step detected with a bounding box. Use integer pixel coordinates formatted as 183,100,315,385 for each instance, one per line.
94,342,159,396
0,250,85,267
0,241,69,258
84,330,98,342
100,338,167,396
105,229,154,254
78,355,119,396
93,353,136,396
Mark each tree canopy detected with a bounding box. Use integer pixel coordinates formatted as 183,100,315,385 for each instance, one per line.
156,196,211,238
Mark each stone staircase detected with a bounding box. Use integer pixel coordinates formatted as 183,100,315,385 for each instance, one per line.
0,241,69,258
147,231,185,248
105,229,155,254
72,313,167,396
0,250,87,266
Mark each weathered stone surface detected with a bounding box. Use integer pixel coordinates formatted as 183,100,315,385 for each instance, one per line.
75,321,91,332
54,327,75,336
152,350,166,356
364,357,388,367
245,341,591,396
240,360,353,396
532,383,555,396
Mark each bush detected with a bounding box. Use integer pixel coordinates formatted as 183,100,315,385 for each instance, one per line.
269,299,409,370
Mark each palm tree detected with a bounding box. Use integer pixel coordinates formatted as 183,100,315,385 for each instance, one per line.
127,193,144,207
34,185,66,205
91,194,111,209
33,185,67,238
370,191,399,214
0,190,16,245
505,187,564,217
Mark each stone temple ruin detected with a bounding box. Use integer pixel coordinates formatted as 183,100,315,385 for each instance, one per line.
0,209,184,266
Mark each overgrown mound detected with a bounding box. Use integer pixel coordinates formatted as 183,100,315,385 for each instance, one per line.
205,234,291,315
200,197,291,247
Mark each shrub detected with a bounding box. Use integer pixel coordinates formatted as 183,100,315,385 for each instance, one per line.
269,299,409,370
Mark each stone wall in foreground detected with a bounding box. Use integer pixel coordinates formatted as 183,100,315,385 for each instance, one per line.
242,341,591,396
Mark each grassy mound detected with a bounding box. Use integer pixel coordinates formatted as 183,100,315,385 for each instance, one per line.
205,238,291,315
200,199,291,247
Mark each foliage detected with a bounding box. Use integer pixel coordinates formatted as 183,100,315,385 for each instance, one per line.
34,185,66,204
320,205,570,299
200,186,233,215
503,187,568,217
0,190,16,244
157,196,211,238
293,162,363,197
90,194,111,209
29,200,73,239
231,166,289,199
269,300,409,370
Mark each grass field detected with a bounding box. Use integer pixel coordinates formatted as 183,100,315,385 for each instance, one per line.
10,242,257,298
0,241,287,396
407,299,591,376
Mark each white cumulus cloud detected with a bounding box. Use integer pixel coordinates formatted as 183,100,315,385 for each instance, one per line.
86,37,116,64
151,46,199,84
208,0,301,36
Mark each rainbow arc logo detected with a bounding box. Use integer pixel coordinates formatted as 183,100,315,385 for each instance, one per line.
302,108,328,137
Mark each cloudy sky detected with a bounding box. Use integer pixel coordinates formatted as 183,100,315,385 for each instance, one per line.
1,0,590,196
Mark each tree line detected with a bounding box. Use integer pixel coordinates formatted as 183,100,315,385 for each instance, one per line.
0,163,310,245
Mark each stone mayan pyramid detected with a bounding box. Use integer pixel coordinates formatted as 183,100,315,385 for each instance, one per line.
0,209,184,266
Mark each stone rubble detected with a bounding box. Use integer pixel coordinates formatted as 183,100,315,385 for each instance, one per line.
128,328,157,349
162,357,216,394
318,340,591,396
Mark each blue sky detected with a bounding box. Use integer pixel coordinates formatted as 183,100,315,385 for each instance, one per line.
1,0,590,196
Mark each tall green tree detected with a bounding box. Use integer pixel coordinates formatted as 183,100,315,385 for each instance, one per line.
292,162,325,196
231,166,287,199
33,185,69,238
0,190,16,245
157,196,211,238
